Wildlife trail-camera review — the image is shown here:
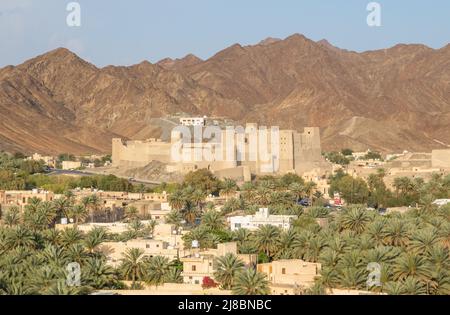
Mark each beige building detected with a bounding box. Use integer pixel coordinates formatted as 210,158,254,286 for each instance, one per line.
112,123,331,178
101,239,185,267
432,149,450,169
181,242,257,285
0,189,58,212
62,161,82,170
29,153,56,167
258,259,321,295
96,283,231,295
128,200,170,221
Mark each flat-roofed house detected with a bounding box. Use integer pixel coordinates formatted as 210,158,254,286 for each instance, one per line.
257,259,321,295
228,208,297,231
181,242,257,285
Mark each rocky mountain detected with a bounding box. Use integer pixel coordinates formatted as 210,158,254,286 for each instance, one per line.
0,34,449,155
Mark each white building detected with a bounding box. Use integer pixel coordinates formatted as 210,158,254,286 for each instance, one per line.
62,161,82,170
179,117,206,127
228,208,297,231
433,199,450,207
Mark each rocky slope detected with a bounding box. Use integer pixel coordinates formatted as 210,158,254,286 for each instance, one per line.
0,34,448,154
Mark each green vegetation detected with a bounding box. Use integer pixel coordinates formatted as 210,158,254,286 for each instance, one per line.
0,152,149,193
0,193,182,294
363,151,383,161
330,169,450,208
1,162,449,295
324,152,352,166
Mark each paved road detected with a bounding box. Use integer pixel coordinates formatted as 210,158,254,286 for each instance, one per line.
47,169,161,186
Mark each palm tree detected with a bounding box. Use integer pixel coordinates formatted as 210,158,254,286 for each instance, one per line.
289,182,305,202
183,227,210,249
183,203,200,226
164,267,183,284
366,219,388,245
336,267,366,290
83,227,108,255
302,237,327,263
254,187,272,207
128,219,145,236
124,206,139,221
254,225,281,258
426,245,450,272
319,249,340,269
83,257,118,289
393,177,413,198
409,227,441,254
363,246,399,266
38,201,57,227
53,197,72,220
232,268,270,295
275,229,298,259
38,244,68,267
304,181,317,202
119,248,147,288
383,219,411,247
66,243,88,264
201,210,225,230
82,195,102,223
165,210,184,229
339,206,371,234
68,204,88,227
43,229,61,246
401,276,427,295
232,228,251,248
60,227,83,247
6,226,35,249
392,252,431,282
213,253,245,290
144,219,157,239
221,179,238,200
303,282,326,295
384,281,405,295
25,197,41,213
191,189,206,211
3,206,21,227
168,191,186,211
428,269,450,295
145,256,170,286
318,267,339,290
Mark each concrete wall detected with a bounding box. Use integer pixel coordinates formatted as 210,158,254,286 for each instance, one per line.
112,138,172,166
258,260,321,287
112,125,329,176
432,150,450,169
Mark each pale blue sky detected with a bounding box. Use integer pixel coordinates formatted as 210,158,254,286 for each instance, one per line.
1,0,449,67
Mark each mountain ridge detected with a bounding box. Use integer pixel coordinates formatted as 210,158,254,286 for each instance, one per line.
0,34,449,155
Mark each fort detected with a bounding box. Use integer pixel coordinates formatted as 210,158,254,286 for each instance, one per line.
112,120,331,180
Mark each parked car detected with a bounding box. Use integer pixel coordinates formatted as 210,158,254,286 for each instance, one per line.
298,198,311,207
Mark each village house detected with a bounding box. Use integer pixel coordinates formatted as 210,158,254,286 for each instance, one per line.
28,153,56,167
127,199,171,221
0,189,60,213
100,238,187,267
227,208,297,231
257,259,321,295
181,242,257,285
62,160,82,170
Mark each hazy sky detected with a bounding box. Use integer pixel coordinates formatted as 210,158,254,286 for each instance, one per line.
1,0,449,67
